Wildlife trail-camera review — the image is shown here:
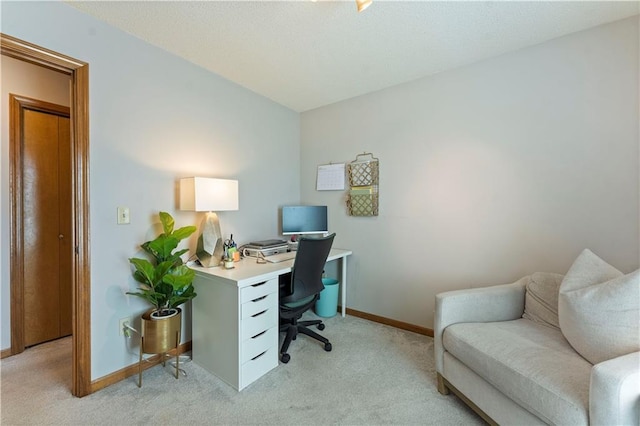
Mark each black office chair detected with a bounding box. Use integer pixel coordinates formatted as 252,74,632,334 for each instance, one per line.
278,233,335,364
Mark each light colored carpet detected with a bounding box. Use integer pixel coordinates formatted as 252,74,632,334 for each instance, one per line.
1,314,482,425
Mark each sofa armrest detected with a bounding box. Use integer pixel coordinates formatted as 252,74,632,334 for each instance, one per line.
434,277,528,374
590,351,640,426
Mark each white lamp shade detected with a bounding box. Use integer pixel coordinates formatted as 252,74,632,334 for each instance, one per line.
180,177,239,212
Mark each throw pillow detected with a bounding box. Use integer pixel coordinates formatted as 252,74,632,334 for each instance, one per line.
522,272,564,329
558,249,640,365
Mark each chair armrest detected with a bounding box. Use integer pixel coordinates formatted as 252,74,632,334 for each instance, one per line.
590,351,640,426
434,277,528,373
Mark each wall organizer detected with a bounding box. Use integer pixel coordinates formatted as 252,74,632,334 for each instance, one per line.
346,152,379,216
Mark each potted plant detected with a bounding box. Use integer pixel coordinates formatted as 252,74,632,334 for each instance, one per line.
128,211,197,358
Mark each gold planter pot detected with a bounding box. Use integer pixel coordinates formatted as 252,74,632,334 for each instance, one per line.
141,308,181,353
138,308,182,387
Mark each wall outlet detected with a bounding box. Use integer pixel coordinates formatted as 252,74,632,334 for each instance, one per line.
119,317,133,336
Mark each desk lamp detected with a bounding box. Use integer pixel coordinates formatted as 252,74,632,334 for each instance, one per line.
179,177,239,267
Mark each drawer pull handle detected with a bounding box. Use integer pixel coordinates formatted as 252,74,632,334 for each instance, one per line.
251,281,266,288
251,295,267,303
251,330,267,339
251,350,267,361
252,309,267,318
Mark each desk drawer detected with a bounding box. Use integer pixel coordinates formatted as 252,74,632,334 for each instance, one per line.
241,278,277,304
241,346,278,389
241,326,277,364
241,305,277,339
241,292,276,319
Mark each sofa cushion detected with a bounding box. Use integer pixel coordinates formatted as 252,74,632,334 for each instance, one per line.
443,318,591,425
522,272,563,329
559,249,640,365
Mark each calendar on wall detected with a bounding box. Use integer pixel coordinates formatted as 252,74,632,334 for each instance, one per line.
316,163,346,191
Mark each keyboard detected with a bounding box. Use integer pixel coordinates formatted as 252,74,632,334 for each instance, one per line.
265,251,297,263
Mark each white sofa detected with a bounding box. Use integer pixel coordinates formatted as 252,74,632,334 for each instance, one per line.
434,250,640,425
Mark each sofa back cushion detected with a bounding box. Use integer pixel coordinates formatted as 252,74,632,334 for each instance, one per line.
558,249,640,365
522,272,564,329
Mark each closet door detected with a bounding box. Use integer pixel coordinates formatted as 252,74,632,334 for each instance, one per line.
22,108,72,347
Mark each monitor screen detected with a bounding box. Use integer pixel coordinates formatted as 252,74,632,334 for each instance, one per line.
281,205,328,235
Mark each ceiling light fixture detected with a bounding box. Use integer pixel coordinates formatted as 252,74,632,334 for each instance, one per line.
356,0,372,13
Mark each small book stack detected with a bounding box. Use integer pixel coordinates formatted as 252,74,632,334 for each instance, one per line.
243,239,288,257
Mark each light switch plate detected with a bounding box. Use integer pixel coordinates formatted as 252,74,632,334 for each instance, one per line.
117,206,130,224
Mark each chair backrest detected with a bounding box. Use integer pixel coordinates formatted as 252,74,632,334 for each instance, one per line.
280,233,335,304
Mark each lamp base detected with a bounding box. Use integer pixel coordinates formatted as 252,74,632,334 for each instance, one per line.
196,212,224,267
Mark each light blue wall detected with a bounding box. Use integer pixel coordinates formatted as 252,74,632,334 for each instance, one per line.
1,1,300,379
301,16,640,329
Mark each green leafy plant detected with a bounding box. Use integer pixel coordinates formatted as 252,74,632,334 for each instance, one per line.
128,211,197,316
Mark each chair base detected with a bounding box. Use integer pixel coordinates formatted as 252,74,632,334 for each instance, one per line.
279,318,332,363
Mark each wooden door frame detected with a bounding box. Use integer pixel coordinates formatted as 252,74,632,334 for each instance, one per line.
2,33,91,397
10,95,71,348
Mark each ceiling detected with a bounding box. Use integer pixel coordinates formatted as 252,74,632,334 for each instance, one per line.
66,1,639,112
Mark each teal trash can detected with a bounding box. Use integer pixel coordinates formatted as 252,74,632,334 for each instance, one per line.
315,278,339,318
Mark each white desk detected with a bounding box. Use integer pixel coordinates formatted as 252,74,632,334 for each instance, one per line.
191,248,352,390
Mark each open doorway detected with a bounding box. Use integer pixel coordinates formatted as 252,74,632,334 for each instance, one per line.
1,34,91,397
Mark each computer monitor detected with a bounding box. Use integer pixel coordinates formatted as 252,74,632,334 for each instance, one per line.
281,205,328,236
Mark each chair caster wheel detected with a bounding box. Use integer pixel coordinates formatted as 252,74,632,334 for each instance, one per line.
324,342,332,352
317,323,325,331
281,353,290,363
